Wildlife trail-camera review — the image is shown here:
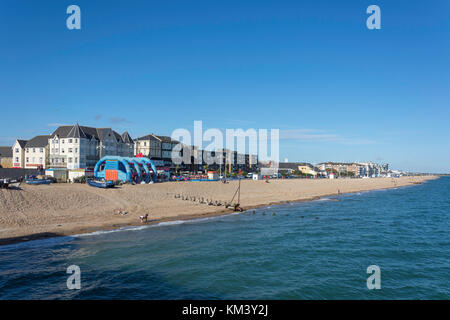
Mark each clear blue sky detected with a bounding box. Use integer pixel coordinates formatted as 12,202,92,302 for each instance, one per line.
1,0,449,173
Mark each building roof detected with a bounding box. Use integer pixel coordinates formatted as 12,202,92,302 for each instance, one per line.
51,124,125,143
25,135,51,148
121,132,133,144
155,135,180,144
317,162,356,166
155,135,171,143
135,134,160,141
278,162,314,170
67,123,88,139
15,139,28,148
0,146,12,158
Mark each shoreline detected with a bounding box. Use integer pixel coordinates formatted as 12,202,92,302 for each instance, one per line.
0,175,439,246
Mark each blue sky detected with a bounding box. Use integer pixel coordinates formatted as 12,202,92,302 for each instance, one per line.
1,0,449,173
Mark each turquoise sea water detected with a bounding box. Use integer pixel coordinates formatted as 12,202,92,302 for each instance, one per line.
0,177,449,299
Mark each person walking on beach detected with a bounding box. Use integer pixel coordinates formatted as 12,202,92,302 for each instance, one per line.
140,213,149,223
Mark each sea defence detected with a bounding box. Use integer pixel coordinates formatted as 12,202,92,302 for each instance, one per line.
93,156,157,183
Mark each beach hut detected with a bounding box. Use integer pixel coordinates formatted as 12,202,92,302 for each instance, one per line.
207,171,218,180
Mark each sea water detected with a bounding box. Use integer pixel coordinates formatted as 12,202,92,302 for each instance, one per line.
0,177,449,299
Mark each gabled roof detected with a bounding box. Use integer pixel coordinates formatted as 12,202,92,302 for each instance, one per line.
121,131,133,144
136,134,160,141
15,139,28,148
25,135,51,148
136,134,179,144
67,123,88,139
155,135,179,144
51,124,125,143
0,146,12,157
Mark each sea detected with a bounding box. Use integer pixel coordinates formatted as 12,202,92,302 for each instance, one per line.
0,177,448,299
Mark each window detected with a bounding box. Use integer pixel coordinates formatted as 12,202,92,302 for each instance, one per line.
62,158,65,163
15,157,19,162
39,157,43,163
68,158,72,163
75,157,78,163
33,148,35,153
75,139,78,143
26,157,29,162
40,148,43,153
61,149,65,153
69,139,72,143
62,140,65,144
75,148,78,153
26,148,29,153
15,148,18,153
68,148,73,153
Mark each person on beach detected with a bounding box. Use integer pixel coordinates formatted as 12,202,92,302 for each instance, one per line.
140,213,149,223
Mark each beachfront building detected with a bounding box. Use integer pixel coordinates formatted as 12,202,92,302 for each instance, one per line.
278,162,321,176
208,149,258,174
134,134,162,161
134,134,182,170
155,135,180,168
316,162,389,177
120,131,135,158
12,139,27,168
0,146,13,168
316,162,359,177
49,124,134,170
24,135,51,169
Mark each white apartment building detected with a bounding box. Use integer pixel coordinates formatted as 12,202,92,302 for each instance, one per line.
24,135,51,169
134,134,162,159
49,124,134,170
12,139,27,168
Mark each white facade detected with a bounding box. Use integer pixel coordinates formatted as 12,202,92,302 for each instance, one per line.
24,146,48,169
49,125,134,170
12,140,26,168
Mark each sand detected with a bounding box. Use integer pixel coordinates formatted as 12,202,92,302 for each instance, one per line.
0,175,438,245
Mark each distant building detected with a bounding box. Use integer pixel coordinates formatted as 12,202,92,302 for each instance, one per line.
278,162,321,176
12,139,28,168
24,135,51,169
155,135,180,168
49,123,133,170
0,146,13,168
316,161,389,177
134,134,162,162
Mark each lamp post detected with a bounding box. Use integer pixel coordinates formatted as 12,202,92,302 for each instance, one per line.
96,144,106,159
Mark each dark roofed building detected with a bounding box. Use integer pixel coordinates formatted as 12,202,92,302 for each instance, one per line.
12,139,28,168
25,135,51,148
22,135,51,169
49,124,134,169
121,131,133,144
0,146,13,168
16,140,27,149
